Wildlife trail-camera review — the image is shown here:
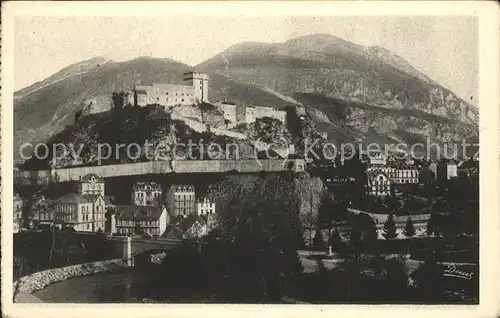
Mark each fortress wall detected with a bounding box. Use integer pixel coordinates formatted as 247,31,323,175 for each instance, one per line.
171,112,207,133
172,159,305,173
15,159,305,185
171,112,247,139
81,95,113,118
211,128,247,140
171,106,202,121
213,103,238,123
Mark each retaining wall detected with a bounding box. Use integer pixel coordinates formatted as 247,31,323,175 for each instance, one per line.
14,259,128,296
15,159,306,185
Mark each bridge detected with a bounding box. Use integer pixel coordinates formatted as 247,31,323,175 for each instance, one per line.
107,236,186,266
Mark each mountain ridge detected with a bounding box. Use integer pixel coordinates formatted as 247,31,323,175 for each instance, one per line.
15,56,113,100
197,33,478,122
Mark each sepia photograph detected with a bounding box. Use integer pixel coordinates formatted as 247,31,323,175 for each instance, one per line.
2,1,499,318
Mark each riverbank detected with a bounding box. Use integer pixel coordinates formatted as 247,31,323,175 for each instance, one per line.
14,259,128,302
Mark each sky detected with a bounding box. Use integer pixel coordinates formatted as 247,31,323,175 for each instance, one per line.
15,16,478,104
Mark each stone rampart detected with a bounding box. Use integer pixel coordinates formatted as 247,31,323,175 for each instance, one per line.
13,259,128,296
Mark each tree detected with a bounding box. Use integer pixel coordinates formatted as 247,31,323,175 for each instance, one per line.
426,217,434,236
328,230,345,253
313,230,326,250
363,217,379,243
219,174,304,302
403,217,416,237
383,213,397,240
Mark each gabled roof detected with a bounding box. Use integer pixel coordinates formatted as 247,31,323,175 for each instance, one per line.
81,174,104,182
32,196,55,210
56,193,91,204
80,194,98,203
169,184,195,192
163,226,183,239
132,182,162,191
14,193,23,202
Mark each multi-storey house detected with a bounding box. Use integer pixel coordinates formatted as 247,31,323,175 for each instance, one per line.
131,182,163,206
166,185,196,217
113,205,168,237
196,197,216,216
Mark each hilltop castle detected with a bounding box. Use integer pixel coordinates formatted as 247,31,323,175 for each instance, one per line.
130,72,209,107
75,70,288,127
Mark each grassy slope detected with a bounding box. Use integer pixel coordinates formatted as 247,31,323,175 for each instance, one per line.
197,34,478,125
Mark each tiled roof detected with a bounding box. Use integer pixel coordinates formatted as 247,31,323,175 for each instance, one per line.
169,184,195,192
55,193,91,204
32,197,55,210
132,182,162,191
81,173,104,182
80,194,101,203
114,205,165,221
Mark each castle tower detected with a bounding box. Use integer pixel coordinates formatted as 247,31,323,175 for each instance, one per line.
183,72,209,103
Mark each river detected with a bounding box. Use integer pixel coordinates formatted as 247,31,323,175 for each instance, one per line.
32,269,162,303
31,268,227,303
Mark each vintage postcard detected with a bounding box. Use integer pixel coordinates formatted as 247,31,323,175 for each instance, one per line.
1,1,499,318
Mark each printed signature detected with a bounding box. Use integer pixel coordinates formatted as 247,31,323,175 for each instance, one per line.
443,263,474,280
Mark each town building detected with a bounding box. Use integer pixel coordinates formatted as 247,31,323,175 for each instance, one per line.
215,101,238,123
434,160,458,181
365,165,419,196
53,193,107,232
52,173,110,232
13,194,24,233
391,168,419,184
78,173,105,196
212,101,287,126
113,205,168,236
31,195,56,223
237,105,287,125
183,214,218,239
366,170,391,196
132,72,209,108
131,182,163,206
196,197,216,216
166,185,196,217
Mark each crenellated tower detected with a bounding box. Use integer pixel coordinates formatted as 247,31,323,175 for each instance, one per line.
183,72,209,103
